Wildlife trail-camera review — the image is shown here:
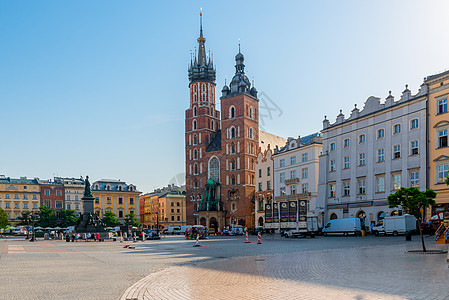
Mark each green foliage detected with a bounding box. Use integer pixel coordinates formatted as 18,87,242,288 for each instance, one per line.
17,211,32,226
37,206,57,227
124,212,140,227
387,187,437,252
387,187,436,220
102,212,119,227
446,176,449,186
0,208,9,229
58,210,78,228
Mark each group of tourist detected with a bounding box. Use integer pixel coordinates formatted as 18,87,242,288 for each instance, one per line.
66,232,101,242
185,227,208,239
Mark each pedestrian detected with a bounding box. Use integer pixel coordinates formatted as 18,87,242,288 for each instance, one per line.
96,232,100,241
142,231,146,241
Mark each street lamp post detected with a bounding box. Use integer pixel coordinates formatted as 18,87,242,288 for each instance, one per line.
29,211,38,242
156,211,159,235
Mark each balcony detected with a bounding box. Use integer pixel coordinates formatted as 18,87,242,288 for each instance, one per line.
275,192,311,201
284,178,299,185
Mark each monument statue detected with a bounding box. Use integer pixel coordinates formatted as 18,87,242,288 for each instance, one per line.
84,175,93,198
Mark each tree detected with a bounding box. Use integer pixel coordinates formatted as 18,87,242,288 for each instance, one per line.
0,208,9,229
446,176,449,186
17,211,32,226
58,210,78,228
124,212,140,227
37,206,57,228
387,187,436,252
102,212,119,227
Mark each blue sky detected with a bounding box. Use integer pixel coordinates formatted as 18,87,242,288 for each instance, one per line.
1,1,448,193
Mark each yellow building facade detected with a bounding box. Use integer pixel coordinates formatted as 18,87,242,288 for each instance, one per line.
426,71,449,219
158,189,186,229
91,179,141,224
0,177,41,225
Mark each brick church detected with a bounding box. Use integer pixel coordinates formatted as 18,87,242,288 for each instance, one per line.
185,13,266,231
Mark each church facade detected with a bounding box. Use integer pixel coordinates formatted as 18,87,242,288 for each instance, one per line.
185,14,260,230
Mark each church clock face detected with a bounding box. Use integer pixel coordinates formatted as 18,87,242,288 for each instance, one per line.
300,201,306,207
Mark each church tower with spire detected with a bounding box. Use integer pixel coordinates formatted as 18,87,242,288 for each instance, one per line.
185,11,220,225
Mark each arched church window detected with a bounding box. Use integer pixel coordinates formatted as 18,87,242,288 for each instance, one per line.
208,157,220,182
231,143,235,154
192,120,197,131
193,106,197,116
202,84,205,92
231,175,236,185
202,94,205,102
194,95,197,102
194,149,198,160
211,120,214,131
194,163,198,175
249,107,253,119
194,179,198,188
230,127,236,139
230,106,235,119
231,159,236,170
193,134,198,145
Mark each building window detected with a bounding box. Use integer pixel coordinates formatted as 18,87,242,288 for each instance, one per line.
75,195,78,201
329,184,336,198
438,129,448,148
378,148,385,162
330,142,336,151
280,159,285,167
437,164,449,183
280,187,286,196
302,168,308,179
377,128,385,139
411,140,419,155
376,176,385,193
258,182,262,192
67,204,71,210
267,167,271,176
45,190,50,196
259,169,262,178
230,106,235,118
358,179,366,194
14,194,18,199
56,190,61,196
302,153,308,162
410,119,419,130
23,203,28,209
410,171,419,187
118,211,123,218
302,183,309,193
44,200,51,208
344,156,350,169
177,202,180,206
177,216,180,221
438,98,448,114
280,173,285,183
393,174,401,190
56,201,63,209
5,203,10,209
67,195,71,201
33,195,37,200
5,194,9,199
33,203,38,209
290,185,297,195
291,156,296,165
290,170,296,179
330,159,336,171
15,203,19,209
359,153,366,166
118,197,123,205
359,134,366,144
130,197,134,205
23,194,27,200
393,145,401,159
344,138,350,148
343,181,350,196
393,124,401,134
267,181,271,190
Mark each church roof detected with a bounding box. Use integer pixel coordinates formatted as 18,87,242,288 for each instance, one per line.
206,130,222,152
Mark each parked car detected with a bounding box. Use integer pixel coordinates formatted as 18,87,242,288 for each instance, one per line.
167,226,181,235
208,228,216,235
146,230,161,240
229,226,244,236
175,225,192,235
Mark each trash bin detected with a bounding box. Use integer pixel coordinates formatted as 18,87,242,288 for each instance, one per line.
361,230,366,237
405,231,412,241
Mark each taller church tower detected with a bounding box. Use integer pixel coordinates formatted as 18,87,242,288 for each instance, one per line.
185,12,220,225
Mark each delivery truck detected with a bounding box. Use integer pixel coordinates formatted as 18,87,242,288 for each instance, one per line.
371,215,416,236
322,218,365,236
284,216,319,238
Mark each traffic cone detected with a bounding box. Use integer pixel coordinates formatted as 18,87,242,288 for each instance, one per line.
133,232,137,242
193,234,201,247
120,231,123,243
257,232,262,244
245,232,251,243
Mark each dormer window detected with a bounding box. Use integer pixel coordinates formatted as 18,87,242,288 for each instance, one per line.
118,186,122,191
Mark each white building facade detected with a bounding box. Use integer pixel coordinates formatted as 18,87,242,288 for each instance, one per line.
55,177,85,214
255,145,275,228
316,84,427,227
269,135,322,231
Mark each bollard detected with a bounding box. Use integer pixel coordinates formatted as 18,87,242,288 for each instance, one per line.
193,234,201,247
120,231,123,243
133,232,137,243
245,232,251,243
257,232,262,244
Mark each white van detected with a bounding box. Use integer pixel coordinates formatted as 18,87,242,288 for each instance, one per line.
167,226,180,235
322,218,362,236
175,225,192,235
372,215,416,235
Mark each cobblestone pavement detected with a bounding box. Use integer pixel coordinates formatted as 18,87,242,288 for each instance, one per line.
1,234,447,300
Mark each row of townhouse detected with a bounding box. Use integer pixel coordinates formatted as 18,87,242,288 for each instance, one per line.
0,175,140,225
255,70,449,230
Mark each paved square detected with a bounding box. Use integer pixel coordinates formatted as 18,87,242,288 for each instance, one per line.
0,235,447,299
